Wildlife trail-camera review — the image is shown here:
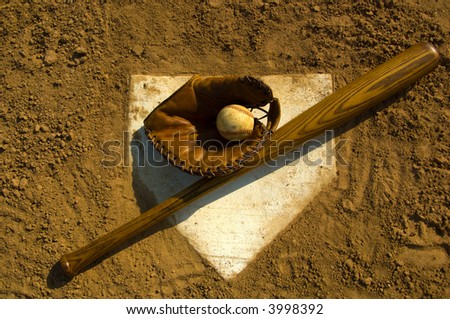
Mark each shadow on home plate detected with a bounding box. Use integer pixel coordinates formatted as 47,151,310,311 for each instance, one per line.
130,127,334,217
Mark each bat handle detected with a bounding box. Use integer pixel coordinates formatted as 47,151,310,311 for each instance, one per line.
59,176,236,277
59,195,183,276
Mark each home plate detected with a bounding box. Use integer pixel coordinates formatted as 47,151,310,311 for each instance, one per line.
128,74,335,279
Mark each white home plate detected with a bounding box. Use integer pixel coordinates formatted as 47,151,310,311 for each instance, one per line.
128,75,335,279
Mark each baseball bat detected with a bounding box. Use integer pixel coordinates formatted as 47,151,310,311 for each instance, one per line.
60,42,439,277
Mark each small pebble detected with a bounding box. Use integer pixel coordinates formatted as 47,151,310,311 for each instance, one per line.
2,188,9,197
344,258,354,270
59,35,70,45
43,50,58,66
19,178,28,190
74,46,87,56
395,259,405,267
66,132,74,141
362,277,373,287
18,112,28,121
132,44,144,56
12,179,20,188
40,125,50,133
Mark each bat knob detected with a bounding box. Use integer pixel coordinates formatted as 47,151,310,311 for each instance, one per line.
59,255,77,277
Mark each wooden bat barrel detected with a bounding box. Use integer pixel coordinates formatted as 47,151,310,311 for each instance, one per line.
59,42,440,277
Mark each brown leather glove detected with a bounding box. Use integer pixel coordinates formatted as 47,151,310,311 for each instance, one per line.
143,75,281,176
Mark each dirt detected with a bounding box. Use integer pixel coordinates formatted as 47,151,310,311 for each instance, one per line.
1,0,449,298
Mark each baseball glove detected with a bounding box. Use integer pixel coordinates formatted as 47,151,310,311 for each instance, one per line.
143,75,281,177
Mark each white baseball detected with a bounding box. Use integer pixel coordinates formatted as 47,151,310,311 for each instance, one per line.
216,104,254,141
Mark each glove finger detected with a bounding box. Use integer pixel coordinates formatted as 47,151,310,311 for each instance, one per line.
193,75,273,108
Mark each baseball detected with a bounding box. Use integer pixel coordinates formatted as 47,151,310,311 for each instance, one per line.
216,104,254,141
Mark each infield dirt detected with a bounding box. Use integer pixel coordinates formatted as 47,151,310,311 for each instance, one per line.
1,0,449,298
